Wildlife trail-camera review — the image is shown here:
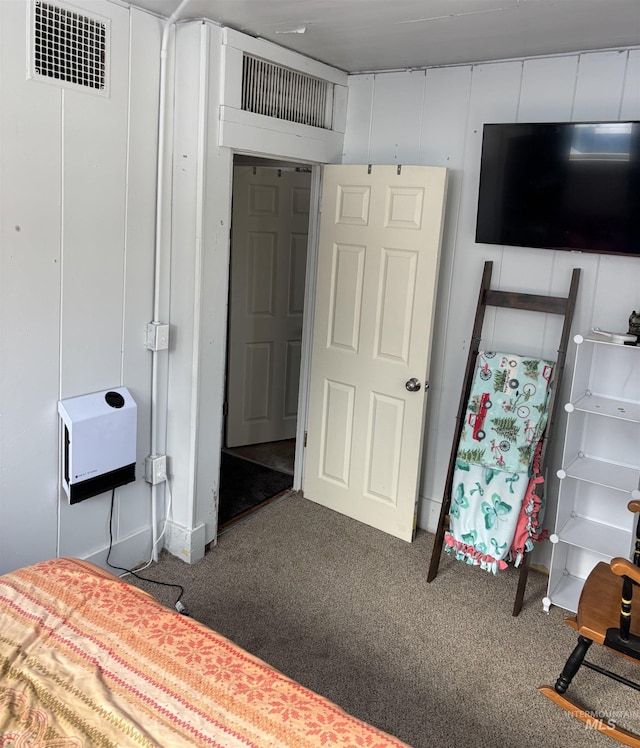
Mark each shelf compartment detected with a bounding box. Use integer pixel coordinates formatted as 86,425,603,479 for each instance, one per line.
575,335,640,402
552,478,635,533
555,514,632,557
545,572,585,614
558,454,640,494
568,393,640,422
544,541,610,614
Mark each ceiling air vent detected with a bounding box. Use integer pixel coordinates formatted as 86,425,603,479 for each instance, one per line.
242,54,331,129
30,1,109,94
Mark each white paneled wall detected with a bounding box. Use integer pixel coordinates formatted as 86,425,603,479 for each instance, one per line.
343,49,640,567
1,0,638,579
0,1,161,574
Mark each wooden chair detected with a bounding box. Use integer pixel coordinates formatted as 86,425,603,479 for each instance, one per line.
540,500,640,747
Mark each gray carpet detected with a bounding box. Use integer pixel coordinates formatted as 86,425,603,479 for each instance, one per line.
129,492,640,748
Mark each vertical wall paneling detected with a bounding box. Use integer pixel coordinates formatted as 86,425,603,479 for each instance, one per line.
621,49,640,120
369,71,425,164
196,25,233,546
57,0,132,557
419,66,473,167
342,75,374,163
417,65,472,507
591,255,640,333
118,9,163,541
147,18,179,556
0,1,161,575
518,56,579,123
573,50,628,121
332,82,349,136
59,3,129,398
166,22,207,536
0,0,61,571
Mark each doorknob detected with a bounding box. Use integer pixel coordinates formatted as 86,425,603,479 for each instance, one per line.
405,378,422,392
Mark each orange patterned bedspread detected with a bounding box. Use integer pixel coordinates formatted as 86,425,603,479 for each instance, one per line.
0,557,410,747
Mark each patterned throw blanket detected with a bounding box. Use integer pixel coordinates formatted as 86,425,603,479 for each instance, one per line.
0,558,410,747
444,352,553,574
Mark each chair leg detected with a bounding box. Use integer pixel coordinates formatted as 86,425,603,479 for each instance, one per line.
555,635,593,694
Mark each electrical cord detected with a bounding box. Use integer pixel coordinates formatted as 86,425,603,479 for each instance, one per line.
128,478,174,574
106,488,189,615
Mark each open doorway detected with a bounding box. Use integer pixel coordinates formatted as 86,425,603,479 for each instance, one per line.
219,155,312,527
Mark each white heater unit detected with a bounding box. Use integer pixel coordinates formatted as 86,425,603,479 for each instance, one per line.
58,387,137,504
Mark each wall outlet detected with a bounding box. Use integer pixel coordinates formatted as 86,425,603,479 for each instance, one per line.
145,454,167,484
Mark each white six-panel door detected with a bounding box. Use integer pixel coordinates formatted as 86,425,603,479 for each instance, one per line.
226,166,310,447
303,165,447,541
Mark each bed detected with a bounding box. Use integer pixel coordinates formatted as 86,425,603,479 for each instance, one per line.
0,557,410,747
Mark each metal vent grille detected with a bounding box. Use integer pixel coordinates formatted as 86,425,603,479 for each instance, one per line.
31,1,108,93
242,54,330,129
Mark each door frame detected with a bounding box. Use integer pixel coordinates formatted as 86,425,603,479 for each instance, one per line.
292,164,322,491
167,21,348,559
224,152,323,495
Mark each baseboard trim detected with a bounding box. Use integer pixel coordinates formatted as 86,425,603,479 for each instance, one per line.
417,495,442,535
82,527,152,572
165,521,206,564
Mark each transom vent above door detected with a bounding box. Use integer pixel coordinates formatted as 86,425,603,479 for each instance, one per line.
242,54,331,129
30,0,109,95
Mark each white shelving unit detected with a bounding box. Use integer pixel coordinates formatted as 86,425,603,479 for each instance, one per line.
543,332,640,614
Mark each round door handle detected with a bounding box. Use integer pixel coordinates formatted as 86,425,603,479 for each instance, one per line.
405,378,422,392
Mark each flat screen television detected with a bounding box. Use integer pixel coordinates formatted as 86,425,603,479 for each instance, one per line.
475,121,640,257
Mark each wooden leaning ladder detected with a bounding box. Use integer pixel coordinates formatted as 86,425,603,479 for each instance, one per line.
427,260,581,616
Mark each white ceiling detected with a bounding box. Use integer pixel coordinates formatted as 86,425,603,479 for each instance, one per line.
121,0,640,73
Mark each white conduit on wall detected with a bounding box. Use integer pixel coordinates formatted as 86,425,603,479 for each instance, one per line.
150,0,192,561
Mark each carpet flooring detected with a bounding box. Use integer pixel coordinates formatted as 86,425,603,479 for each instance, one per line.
218,452,293,525
129,492,640,748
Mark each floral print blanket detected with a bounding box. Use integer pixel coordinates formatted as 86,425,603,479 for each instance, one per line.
0,557,409,747
444,352,553,574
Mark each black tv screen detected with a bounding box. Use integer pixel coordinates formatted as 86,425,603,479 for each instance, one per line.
475,121,640,257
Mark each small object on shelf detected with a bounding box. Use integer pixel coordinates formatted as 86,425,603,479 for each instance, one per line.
591,326,636,345
627,310,640,345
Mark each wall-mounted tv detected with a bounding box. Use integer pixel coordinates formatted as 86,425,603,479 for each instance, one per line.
475,121,640,257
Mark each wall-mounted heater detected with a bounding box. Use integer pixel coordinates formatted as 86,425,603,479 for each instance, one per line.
58,387,137,504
